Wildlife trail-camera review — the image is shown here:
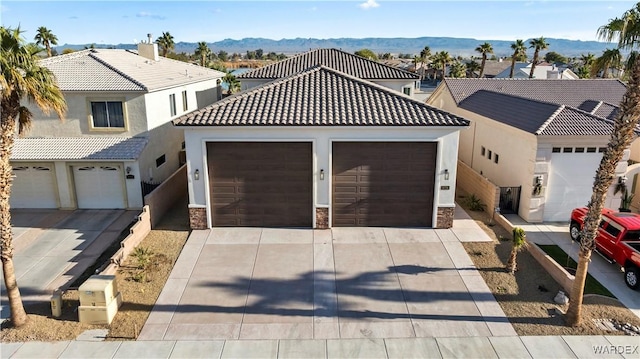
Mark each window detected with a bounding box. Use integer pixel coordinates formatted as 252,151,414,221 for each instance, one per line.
575,147,585,153
587,147,597,153
403,87,411,96
156,154,166,168
552,147,561,153
170,94,177,116
494,154,499,164
182,91,188,112
563,147,573,153
603,223,621,238
598,147,606,153
488,150,492,159
91,101,124,128
481,146,486,156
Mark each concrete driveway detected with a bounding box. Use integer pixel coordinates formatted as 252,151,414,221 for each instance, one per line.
1,209,138,318
139,207,517,341
505,214,640,321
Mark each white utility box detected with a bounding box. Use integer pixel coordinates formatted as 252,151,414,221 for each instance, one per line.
78,292,123,325
78,275,118,306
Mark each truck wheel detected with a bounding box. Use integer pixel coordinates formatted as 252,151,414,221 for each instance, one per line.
569,222,581,242
625,266,639,290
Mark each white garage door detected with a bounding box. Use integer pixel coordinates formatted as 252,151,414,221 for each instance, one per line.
544,152,601,222
10,164,58,208
73,165,126,209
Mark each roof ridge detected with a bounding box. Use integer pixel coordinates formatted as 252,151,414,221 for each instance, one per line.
536,105,565,135
39,49,93,64
88,51,149,91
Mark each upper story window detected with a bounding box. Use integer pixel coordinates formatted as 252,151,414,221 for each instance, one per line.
403,87,411,96
170,94,177,116
91,101,124,128
182,91,188,112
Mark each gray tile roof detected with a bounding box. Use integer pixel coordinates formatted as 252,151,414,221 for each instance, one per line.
443,78,626,118
11,137,148,160
237,48,419,80
174,65,468,127
458,90,617,136
40,49,225,92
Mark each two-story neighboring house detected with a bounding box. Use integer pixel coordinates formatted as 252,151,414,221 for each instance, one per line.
10,40,225,210
237,48,421,97
428,78,628,222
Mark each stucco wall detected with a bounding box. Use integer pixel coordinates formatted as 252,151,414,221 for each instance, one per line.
183,126,463,228
138,122,184,183
144,165,187,227
456,160,500,214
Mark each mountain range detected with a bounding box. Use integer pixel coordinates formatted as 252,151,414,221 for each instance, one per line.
56,36,619,58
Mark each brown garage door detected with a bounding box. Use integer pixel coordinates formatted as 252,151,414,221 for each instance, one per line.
207,142,312,227
332,142,436,227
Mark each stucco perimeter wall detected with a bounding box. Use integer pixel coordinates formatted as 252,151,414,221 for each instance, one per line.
100,205,151,275
144,165,187,228
456,160,500,213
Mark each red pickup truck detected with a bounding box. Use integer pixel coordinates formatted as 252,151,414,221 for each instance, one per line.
570,207,640,290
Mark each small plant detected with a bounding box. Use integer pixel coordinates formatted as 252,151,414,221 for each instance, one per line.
464,194,487,212
619,190,634,212
132,246,154,270
506,227,528,274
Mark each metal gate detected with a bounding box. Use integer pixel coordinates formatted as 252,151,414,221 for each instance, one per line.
499,186,521,214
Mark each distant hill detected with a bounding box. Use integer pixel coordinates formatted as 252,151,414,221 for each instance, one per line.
56,36,619,58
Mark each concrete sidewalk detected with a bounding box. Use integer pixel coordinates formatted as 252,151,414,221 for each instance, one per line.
504,214,640,321
2,335,639,358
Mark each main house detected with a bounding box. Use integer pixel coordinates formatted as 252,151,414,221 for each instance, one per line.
427,78,628,222
176,58,469,230
10,40,225,210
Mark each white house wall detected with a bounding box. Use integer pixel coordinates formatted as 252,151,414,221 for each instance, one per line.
183,126,462,227
138,121,184,183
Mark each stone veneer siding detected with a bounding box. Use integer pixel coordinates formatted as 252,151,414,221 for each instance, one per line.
189,207,207,230
436,207,454,229
315,207,329,229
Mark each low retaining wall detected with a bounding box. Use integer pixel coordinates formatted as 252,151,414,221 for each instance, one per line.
456,160,500,213
494,214,575,294
100,205,151,275
144,165,187,228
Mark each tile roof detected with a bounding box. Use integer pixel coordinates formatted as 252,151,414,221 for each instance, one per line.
443,78,626,117
458,90,617,136
174,65,468,127
11,137,148,160
40,49,225,92
237,48,419,80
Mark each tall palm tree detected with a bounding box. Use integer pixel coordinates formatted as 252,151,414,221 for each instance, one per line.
529,37,549,78
567,3,640,327
0,26,67,327
465,60,481,78
194,41,211,67
431,51,452,81
509,39,527,78
449,60,466,78
34,26,58,58
419,46,431,81
155,31,175,57
475,42,493,78
591,48,622,78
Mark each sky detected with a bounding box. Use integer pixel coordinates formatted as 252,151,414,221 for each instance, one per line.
1,1,637,46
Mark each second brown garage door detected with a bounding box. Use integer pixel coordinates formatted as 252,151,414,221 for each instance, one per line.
207,142,312,227
332,142,437,227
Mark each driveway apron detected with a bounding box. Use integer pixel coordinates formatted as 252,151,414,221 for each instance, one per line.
140,206,515,340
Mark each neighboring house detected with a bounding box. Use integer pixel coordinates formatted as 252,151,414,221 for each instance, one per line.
493,62,579,79
237,48,421,97
175,64,469,230
476,60,513,78
10,40,225,210
428,78,628,222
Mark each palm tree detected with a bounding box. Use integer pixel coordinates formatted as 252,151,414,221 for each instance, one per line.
0,26,67,327
449,60,466,78
566,3,640,327
475,42,493,78
509,39,527,78
591,48,622,78
34,26,58,58
431,51,452,81
194,41,211,67
419,46,431,80
506,227,527,274
156,32,175,57
465,60,481,78
223,73,240,94
529,37,549,78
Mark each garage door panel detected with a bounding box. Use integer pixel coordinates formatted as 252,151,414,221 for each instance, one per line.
207,142,312,227
332,142,436,227
10,164,58,208
73,165,126,209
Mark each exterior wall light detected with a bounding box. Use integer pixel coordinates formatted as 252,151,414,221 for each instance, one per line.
320,169,325,180
444,169,449,181
194,169,200,181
